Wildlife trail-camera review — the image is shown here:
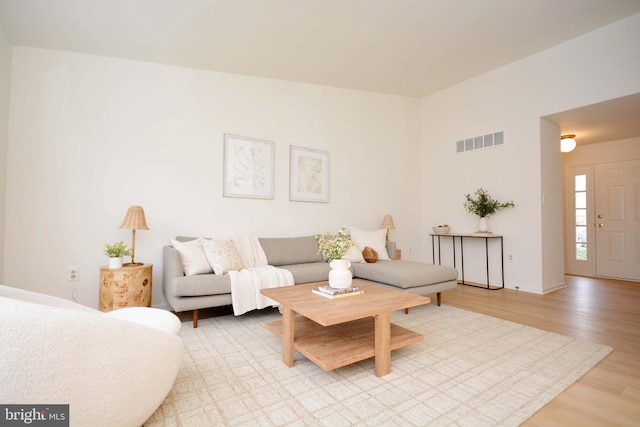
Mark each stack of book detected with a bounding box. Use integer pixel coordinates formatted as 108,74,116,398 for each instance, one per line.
312,285,364,299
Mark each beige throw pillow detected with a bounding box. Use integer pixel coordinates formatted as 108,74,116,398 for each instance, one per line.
349,227,391,261
202,239,245,275
171,238,213,276
343,245,365,263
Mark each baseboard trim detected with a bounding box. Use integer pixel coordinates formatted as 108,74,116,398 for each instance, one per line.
543,282,567,294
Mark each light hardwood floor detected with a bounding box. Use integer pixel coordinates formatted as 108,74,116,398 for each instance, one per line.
443,275,640,427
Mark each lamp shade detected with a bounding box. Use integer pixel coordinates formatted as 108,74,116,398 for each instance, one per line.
560,134,576,153
381,215,396,230
119,206,149,230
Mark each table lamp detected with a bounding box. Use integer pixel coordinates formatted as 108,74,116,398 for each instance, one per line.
119,205,149,266
381,215,396,240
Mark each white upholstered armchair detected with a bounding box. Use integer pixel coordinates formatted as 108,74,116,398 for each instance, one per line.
0,284,184,427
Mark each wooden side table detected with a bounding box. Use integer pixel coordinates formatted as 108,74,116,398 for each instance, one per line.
99,264,152,312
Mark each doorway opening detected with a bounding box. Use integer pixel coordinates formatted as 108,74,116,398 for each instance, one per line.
565,160,640,281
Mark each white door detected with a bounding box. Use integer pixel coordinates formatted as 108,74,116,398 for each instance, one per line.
594,160,640,280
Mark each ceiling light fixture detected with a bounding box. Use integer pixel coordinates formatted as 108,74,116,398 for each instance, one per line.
560,134,576,153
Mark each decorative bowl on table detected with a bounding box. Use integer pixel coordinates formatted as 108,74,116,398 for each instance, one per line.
432,225,450,235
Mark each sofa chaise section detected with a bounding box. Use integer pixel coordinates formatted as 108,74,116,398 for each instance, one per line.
351,255,458,306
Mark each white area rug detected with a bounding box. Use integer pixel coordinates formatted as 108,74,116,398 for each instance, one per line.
145,304,611,426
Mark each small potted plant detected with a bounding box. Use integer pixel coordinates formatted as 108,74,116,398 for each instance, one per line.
464,188,514,232
103,240,132,268
315,226,356,289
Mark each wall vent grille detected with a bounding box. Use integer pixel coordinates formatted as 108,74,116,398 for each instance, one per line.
456,130,504,154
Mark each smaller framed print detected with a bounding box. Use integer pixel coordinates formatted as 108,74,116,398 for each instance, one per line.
290,146,330,203
223,134,274,199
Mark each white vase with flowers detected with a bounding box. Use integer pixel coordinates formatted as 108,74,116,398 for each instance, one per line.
315,226,356,289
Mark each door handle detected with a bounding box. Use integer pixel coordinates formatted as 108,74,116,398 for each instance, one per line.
597,214,603,219
597,223,604,228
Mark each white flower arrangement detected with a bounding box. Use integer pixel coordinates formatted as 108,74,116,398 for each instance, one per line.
315,226,355,261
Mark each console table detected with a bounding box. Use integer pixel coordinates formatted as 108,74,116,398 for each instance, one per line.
430,233,504,290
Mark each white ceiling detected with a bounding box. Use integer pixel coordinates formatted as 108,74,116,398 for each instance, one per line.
1,0,639,145
545,93,640,146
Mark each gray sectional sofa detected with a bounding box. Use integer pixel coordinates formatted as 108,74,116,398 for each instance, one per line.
163,235,458,327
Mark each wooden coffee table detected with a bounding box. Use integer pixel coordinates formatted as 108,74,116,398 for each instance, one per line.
260,279,430,377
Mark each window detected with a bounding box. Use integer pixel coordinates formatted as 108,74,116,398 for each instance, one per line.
565,165,594,277
575,174,587,261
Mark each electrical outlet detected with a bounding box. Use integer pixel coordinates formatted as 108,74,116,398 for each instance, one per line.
509,254,513,261
68,266,79,281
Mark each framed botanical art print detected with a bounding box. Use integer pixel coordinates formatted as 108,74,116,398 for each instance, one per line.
289,146,330,203
223,134,274,199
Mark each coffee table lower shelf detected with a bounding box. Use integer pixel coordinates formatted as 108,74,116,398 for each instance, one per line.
265,316,423,371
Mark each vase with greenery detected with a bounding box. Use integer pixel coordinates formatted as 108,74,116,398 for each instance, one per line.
463,188,514,232
315,226,356,289
103,240,132,268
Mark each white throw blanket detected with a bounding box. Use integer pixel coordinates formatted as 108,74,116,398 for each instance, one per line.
228,236,294,316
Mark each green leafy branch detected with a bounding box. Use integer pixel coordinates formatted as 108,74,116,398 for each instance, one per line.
464,188,514,218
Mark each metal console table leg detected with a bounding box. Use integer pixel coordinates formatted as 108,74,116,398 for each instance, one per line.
430,233,504,290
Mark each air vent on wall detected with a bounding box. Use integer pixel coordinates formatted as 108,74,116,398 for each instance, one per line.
456,130,504,154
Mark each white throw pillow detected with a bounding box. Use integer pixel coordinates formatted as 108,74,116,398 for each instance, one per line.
171,238,213,276
343,245,365,263
202,238,245,275
349,227,391,260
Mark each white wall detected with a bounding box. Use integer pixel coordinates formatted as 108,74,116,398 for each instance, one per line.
0,24,11,281
540,119,565,291
420,13,640,293
563,137,640,167
5,47,422,308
